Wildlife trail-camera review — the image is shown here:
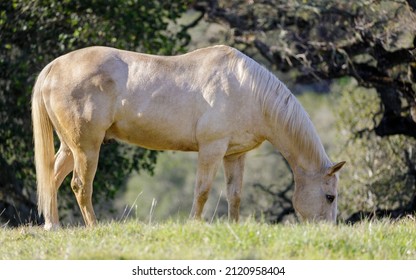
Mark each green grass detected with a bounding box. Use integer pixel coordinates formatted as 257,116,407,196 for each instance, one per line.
1,218,415,259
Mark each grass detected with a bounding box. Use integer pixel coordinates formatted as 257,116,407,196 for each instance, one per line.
0,218,415,260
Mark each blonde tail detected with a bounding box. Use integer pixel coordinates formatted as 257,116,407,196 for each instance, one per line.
32,63,56,225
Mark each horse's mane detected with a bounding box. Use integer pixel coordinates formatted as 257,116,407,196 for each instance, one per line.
230,49,331,169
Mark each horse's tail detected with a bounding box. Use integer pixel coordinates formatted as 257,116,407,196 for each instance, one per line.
32,62,55,219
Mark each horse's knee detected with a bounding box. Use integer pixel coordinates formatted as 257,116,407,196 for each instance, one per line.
227,186,241,203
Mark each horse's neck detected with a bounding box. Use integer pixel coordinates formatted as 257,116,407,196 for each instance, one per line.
270,132,329,173
263,90,331,173
231,51,331,172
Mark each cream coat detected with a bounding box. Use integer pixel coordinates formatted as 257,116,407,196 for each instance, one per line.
32,45,345,229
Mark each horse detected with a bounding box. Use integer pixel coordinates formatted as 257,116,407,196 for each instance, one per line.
32,45,345,230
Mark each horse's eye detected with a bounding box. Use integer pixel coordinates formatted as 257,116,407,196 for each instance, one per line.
326,194,335,203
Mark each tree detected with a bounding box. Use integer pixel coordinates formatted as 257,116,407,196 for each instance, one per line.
201,0,416,137
0,0,193,226
334,80,416,223
198,0,416,221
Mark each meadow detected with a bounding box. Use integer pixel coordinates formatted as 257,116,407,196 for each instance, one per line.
1,218,415,260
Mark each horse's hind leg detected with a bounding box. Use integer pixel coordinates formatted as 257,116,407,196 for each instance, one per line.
44,143,74,230
70,140,102,227
223,154,246,222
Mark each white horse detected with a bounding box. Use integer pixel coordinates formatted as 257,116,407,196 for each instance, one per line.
32,45,345,230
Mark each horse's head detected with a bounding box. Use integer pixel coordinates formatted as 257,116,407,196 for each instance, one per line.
292,161,346,223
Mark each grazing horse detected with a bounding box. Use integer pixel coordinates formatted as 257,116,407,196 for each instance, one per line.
32,45,345,230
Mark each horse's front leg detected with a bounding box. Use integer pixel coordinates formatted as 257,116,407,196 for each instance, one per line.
190,140,228,220
223,153,246,222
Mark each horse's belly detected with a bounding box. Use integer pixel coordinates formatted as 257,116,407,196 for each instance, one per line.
105,119,198,151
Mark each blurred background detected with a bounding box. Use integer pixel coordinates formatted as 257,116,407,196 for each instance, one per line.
1,0,416,226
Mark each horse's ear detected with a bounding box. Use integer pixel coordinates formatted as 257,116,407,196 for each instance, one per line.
327,161,346,176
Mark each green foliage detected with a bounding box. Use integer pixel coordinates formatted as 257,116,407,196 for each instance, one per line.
334,79,416,216
0,0,192,225
1,219,415,259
